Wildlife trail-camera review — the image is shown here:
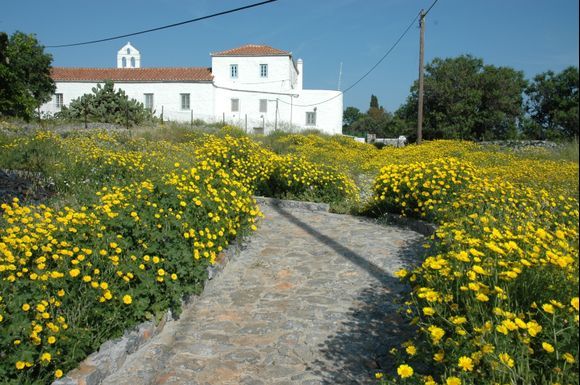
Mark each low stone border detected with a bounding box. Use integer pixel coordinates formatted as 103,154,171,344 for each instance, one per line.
380,212,438,237
1,168,54,184
52,239,245,385
253,196,330,212
479,139,559,150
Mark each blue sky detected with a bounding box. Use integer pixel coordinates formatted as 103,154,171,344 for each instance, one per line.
2,0,578,112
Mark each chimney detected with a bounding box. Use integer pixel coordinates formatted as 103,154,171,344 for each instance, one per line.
296,58,303,90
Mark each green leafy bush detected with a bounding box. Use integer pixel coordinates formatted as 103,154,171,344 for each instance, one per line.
57,80,154,126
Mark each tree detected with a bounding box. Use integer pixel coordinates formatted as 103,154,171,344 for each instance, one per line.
396,55,527,140
0,31,55,120
370,94,379,109
0,33,7,63
525,66,579,139
58,80,153,126
343,94,407,137
350,115,384,136
343,106,363,127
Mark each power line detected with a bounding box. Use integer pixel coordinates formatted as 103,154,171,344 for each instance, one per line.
46,0,279,48
424,0,440,16
238,78,291,85
213,83,298,97
278,10,421,108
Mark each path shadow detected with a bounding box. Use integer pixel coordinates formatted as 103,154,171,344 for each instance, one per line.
270,204,393,284
314,241,424,385
270,204,425,385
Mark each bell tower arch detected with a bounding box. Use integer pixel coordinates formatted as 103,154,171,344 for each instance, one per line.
117,42,141,68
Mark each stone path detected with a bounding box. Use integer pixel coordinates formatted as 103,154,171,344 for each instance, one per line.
102,202,424,385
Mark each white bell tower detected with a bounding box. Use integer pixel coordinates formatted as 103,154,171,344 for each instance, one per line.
117,42,141,69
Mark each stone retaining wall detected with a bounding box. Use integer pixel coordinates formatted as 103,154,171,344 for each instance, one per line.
380,213,438,237
479,140,559,151
51,238,244,385
0,169,55,204
253,196,330,213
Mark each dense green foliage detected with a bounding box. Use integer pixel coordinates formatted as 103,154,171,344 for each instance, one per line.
343,106,364,127
396,55,527,141
525,66,579,140
343,56,578,142
343,95,407,138
0,32,55,120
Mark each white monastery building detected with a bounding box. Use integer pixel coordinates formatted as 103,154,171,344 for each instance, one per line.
41,42,343,134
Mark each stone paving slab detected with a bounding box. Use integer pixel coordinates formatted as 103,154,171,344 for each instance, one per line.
101,203,424,385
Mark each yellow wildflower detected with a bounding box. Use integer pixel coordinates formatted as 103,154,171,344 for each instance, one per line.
542,342,555,353
571,297,579,311
397,364,414,378
499,353,514,368
423,307,435,316
542,304,555,314
562,353,575,364
446,377,462,385
458,356,474,371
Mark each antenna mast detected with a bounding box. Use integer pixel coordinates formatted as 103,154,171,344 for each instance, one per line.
337,62,343,91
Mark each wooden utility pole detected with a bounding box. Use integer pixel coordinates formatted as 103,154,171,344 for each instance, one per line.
417,9,425,144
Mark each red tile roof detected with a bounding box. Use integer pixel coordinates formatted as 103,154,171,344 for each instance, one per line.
51,67,213,82
211,44,290,57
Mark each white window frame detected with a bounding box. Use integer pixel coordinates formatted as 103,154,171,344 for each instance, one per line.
180,93,190,110
306,111,317,126
55,93,64,109
144,93,154,110
260,64,268,78
230,64,238,79
259,99,267,113
231,98,240,112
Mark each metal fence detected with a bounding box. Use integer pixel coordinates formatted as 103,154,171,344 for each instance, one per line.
156,108,303,134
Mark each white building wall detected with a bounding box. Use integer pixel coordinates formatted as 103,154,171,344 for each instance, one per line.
211,55,341,134
292,89,343,135
42,82,93,115
211,56,299,93
41,82,215,122
114,82,214,122
213,87,342,135
40,50,343,134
